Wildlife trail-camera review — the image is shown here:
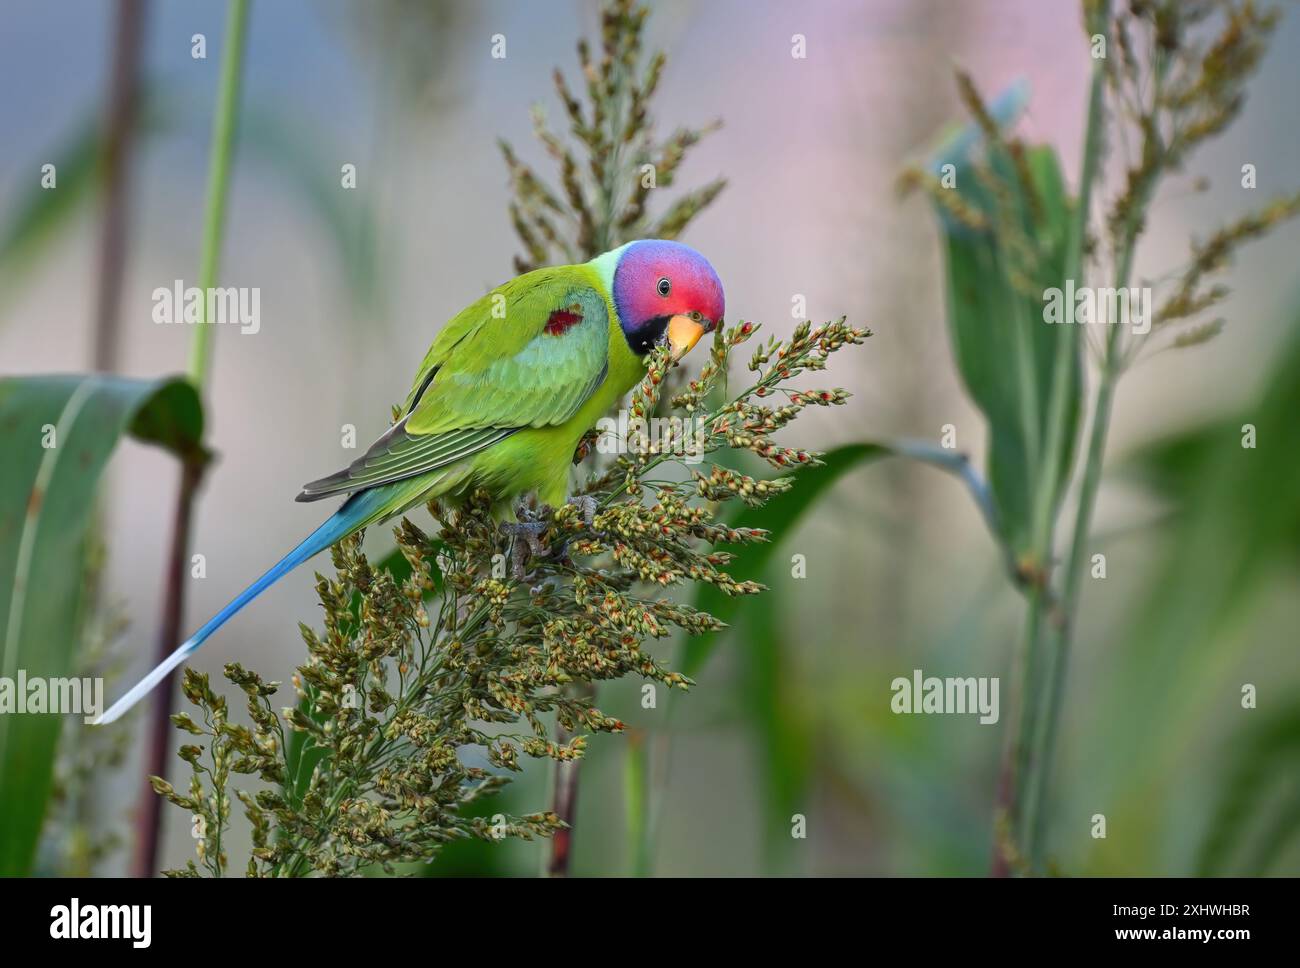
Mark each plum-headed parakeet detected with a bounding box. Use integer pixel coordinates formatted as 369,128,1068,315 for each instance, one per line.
96,240,724,724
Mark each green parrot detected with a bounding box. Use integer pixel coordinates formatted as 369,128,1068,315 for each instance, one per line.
96,239,725,724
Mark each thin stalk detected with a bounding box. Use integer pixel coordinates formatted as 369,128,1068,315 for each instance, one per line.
1022,263,1129,867
1023,147,1160,871
1021,329,1119,868
131,455,203,877
186,0,251,386
1031,0,1109,558
92,0,148,374
539,41,641,875
996,0,1110,873
546,680,596,876
134,0,249,878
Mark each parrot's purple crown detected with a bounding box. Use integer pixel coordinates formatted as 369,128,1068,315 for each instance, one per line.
610,240,725,354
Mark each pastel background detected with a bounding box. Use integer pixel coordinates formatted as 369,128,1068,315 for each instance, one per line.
2,0,1297,875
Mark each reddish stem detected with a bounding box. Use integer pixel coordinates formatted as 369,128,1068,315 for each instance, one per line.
131,455,205,878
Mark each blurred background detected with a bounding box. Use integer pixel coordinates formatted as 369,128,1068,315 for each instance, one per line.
1,0,1297,876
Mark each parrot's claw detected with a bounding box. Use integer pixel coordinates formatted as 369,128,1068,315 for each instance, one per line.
502,519,548,581
567,494,598,528
502,497,596,581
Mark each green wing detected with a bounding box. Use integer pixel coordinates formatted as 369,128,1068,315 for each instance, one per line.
297,266,611,502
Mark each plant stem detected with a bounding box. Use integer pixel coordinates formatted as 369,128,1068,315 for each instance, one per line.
1022,341,1117,861
186,0,250,386
132,453,205,877
1031,1,1109,559
92,0,148,375
134,0,249,878
1022,115,1162,871
1023,241,1139,867
996,0,1110,873
623,729,650,875
546,681,595,877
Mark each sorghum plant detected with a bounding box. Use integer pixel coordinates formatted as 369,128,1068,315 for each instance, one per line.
497,0,726,873
499,0,725,270
152,317,868,876
904,0,1300,873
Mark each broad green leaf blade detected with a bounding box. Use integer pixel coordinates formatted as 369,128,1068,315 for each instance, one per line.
677,443,887,870
734,586,814,872
0,373,203,875
681,442,1005,868
926,85,1082,555
681,443,887,679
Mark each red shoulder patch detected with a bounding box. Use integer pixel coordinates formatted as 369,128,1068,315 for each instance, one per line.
545,307,583,335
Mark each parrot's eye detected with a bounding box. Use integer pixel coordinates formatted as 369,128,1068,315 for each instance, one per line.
656,277,672,297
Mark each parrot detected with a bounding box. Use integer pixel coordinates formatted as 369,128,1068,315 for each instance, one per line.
94,239,724,725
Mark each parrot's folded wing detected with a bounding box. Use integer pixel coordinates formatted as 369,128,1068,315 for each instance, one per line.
296,424,517,501
298,267,612,502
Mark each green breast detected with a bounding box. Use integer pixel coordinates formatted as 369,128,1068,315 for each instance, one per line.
459,312,645,514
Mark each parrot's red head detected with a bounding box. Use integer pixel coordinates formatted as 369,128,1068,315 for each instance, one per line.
607,240,725,359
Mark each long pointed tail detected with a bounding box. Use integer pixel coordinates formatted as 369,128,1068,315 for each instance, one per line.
94,488,388,725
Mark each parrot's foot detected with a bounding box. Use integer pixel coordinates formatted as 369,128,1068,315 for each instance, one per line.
502,518,549,582
546,496,600,566
502,497,597,581
567,494,598,528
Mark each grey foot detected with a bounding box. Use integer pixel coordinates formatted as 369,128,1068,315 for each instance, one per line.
567,494,598,528
501,517,548,581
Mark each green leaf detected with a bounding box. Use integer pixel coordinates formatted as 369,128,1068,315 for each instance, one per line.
734,585,813,871
281,693,329,814
0,373,204,875
623,731,650,876
927,91,1082,556
682,439,1006,681
681,443,887,679
1119,421,1228,498
678,441,1006,869
676,444,888,871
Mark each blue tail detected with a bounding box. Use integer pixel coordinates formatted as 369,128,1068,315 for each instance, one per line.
94,489,387,725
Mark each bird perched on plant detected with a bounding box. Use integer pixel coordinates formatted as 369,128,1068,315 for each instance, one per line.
95,239,724,725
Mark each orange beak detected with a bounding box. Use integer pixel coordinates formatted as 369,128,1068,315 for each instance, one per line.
667,314,708,361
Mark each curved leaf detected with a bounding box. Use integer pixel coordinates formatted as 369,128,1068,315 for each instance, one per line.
681,443,887,679
0,373,203,874
926,83,1083,555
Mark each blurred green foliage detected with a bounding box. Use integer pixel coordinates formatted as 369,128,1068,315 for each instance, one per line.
1086,318,1300,875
